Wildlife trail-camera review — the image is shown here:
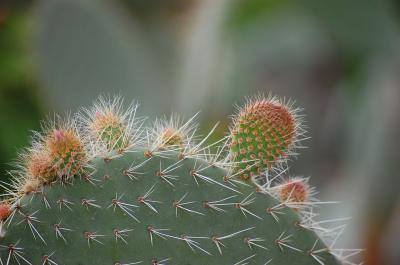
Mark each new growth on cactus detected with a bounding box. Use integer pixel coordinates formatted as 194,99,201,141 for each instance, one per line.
0,95,360,265
80,96,144,156
229,96,305,181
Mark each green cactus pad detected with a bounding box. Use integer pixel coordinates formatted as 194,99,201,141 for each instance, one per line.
0,96,356,264
0,149,339,265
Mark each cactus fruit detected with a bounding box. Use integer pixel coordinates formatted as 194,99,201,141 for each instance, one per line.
0,96,359,264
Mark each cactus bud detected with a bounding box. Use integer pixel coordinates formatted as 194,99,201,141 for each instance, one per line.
148,114,197,153
230,97,303,180
80,96,141,155
45,127,86,178
26,150,54,182
279,178,310,204
0,203,11,220
159,127,184,149
92,110,127,151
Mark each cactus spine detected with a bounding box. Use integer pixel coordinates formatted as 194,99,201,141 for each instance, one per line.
0,96,358,264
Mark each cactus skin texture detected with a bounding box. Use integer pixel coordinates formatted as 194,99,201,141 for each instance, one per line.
0,96,354,265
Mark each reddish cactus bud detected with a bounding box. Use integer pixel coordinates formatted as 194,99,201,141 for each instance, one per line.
26,150,54,182
46,128,87,178
279,178,309,203
0,203,11,220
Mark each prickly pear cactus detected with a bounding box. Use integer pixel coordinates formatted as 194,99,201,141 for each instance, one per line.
0,96,359,265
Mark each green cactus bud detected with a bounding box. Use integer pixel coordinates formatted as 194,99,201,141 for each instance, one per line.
79,96,143,156
230,97,304,181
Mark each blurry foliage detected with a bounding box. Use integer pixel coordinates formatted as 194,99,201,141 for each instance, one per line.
122,0,196,18
227,0,289,30
0,1,43,185
301,0,394,98
227,0,395,98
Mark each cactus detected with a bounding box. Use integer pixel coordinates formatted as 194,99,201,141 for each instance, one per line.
0,95,359,265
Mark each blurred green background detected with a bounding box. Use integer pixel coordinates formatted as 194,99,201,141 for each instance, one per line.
1,0,400,264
